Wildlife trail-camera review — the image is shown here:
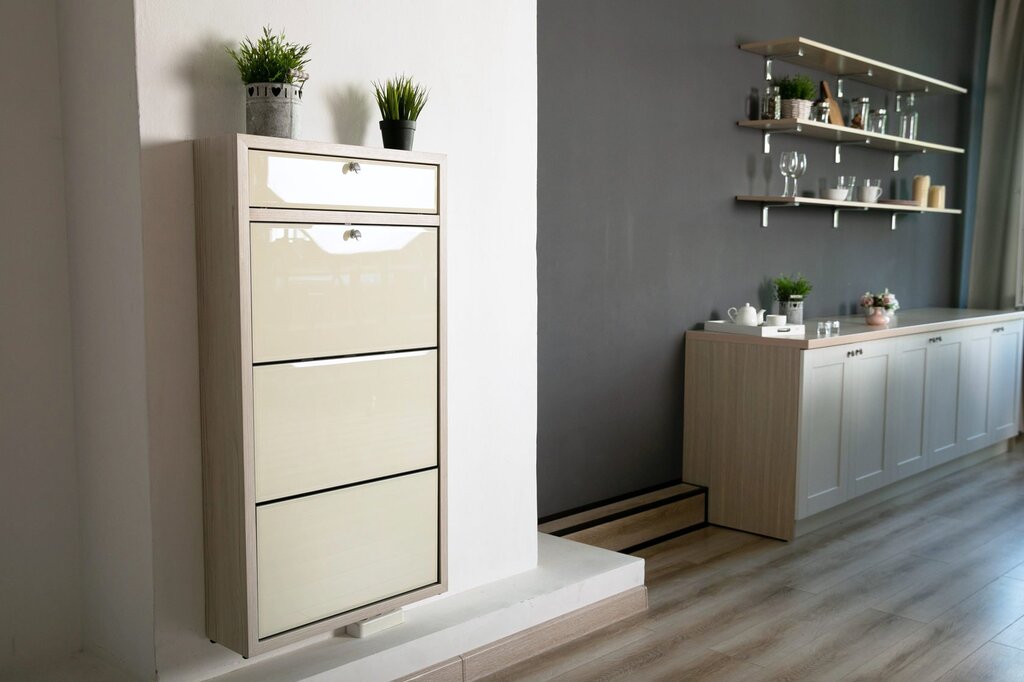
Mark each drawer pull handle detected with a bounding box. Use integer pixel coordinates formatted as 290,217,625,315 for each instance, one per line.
994,327,1005,333
347,228,363,241
344,161,362,174
929,336,942,343
846,348,864,358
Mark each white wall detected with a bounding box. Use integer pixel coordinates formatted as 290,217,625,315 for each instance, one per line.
131,1,538,679
56,0,157,678
0,0,81,671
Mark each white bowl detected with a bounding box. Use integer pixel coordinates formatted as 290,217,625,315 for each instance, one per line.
823,188,849,201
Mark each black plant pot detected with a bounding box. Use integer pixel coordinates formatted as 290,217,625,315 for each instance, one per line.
379,119,417,151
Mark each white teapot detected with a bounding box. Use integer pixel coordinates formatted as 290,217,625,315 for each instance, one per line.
727,303,765,327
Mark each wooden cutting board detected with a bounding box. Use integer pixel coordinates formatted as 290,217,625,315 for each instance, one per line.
821,80,845,127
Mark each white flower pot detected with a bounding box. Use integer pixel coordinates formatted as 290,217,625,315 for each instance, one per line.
781,99,813,121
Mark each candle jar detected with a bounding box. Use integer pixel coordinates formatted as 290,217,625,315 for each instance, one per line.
868,108,887,134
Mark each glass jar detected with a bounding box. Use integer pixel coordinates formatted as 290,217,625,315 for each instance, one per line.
897,93,919,139
814,100,831,123
868,108,887,134
761,85,781,120
849,97,870,129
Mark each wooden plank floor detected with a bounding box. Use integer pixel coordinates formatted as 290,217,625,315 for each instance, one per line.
489,450,1024,681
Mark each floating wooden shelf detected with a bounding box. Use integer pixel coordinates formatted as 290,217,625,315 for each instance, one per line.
739,37,967,95
738,119,964,156
736,194,961,229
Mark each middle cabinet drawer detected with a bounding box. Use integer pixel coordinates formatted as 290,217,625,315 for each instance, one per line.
250,222,438,363
253,350,438,502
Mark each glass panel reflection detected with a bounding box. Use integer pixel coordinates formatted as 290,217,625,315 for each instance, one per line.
250,223,438,362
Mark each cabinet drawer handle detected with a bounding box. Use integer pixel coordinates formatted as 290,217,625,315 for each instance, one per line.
929,336,942,343
994,327,1005,333
343,161,362,174
846,348,864,358
347,228,363,241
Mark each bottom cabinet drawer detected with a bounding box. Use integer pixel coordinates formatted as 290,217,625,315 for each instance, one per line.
256,469,439,638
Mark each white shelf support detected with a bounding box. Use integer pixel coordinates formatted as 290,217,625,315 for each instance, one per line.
893,153,900,172
760,201,799,228
833,206,869,229
890,210,926,231
763,131,771,154
834,139,872,163
764,49,805,80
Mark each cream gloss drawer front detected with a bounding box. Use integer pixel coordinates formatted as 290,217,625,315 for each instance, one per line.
250,223,437,363
248,150,438,214
253,350,437,503
256,469,439,638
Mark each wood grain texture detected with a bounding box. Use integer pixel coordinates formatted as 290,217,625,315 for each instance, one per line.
194,135,250,655
461,586,647,681
538,483,701,534
682,334,801,539
395,657,463,682
560,495,705,551
489,451,1024,682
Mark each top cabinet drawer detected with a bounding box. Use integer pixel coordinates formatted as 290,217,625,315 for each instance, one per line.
248,150,438,214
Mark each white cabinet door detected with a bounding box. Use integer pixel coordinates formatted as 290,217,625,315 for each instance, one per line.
986,320,1023,443
888,334,929,481
926,331,965,466
846,341,894,497
798,346,849,518
958,326,993,455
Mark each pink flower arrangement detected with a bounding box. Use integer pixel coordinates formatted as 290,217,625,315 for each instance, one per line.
860,288,900,312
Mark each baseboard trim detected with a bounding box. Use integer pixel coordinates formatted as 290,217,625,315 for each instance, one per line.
795,439,1013,537
398,586,648,681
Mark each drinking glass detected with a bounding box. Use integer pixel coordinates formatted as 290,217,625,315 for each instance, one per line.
779,151,798,197
836,175,857,200
791,153,807,196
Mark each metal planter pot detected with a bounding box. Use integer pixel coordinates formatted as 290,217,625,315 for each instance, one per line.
246,82,302,138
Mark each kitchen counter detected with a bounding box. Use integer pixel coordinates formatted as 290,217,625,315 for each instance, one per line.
693,308,1024,349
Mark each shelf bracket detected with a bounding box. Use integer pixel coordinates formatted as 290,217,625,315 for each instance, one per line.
764,49,805,80
890,210,926,231
893,153,900,172
833,206,869,229
760,201,798,228
763,131,771,154
836,70,874,98
834,139,872,163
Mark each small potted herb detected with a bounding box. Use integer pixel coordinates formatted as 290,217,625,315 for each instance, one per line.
228,26,310,138
777,75,816,121
773,273,813,324
372,75,429,151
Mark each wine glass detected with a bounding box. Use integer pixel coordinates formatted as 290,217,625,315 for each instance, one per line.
779,151,797,197
791,153,807,197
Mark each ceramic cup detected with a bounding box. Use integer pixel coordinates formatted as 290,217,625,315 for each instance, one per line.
824,188,849,201
765,314,787,326
856,185,883,203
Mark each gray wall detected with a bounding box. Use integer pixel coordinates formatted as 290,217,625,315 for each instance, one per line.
538,0,986,516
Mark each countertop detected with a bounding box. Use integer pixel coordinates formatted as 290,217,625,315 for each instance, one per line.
691,308,1024,349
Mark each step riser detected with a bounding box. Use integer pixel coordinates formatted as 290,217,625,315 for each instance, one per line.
539,483,708,553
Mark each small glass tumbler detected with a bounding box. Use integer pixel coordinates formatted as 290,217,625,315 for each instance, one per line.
817,321,830,337
831,320,840,335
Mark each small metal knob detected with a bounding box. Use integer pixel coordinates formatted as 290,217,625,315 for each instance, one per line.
344,162,362,175
348,229,362,241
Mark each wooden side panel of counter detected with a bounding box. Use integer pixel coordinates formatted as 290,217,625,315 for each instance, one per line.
682,332,802,539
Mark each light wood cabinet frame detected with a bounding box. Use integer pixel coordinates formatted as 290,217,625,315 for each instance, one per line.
194,134,447,657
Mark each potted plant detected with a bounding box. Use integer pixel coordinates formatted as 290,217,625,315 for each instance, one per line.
777,75,815,121
773,273,813,324
372,75,429,151
228,26,310,138
860,289,900,326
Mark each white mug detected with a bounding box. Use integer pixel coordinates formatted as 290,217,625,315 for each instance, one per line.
765,314,787,326
856,185,883,203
